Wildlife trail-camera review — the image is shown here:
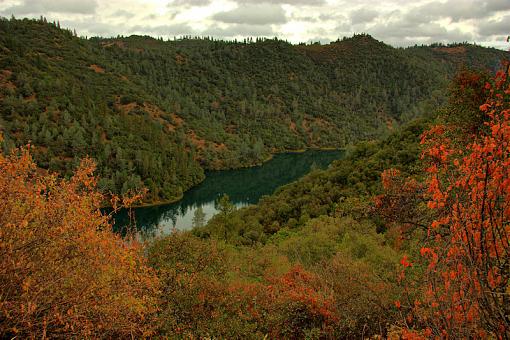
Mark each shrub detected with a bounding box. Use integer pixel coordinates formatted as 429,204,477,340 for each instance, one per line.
0,147,160,338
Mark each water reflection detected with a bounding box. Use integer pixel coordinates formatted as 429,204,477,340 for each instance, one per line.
112,150,343,240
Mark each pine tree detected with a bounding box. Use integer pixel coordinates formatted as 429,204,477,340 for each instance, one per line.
192,206,206,228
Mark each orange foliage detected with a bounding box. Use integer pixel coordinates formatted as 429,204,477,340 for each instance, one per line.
404,66,510,337
0,147,160,338
373,168,429,243
151,231,340,338
446,69,492,135
262,265,338,338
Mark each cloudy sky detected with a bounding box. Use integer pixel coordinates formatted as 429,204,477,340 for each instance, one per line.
1,0,509,49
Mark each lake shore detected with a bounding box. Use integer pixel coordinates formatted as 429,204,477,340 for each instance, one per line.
112,148,345,234
119,147,344,209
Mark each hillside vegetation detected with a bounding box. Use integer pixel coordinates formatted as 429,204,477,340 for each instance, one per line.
3,67,508,337
0,17,506,203
1,15,509,337
153,66,510,338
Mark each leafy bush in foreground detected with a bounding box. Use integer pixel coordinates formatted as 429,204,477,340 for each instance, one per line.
0,146,160,338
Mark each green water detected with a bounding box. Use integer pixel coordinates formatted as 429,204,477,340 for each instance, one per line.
113,150,343,239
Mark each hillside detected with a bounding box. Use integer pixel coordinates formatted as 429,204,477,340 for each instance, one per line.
160,67,510,337
1,13,510,338
0,17,507,202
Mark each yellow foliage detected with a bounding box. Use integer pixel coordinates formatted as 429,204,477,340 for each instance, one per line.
0,147,160,338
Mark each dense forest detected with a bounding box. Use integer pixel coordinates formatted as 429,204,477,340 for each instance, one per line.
2,60,510,337
0,9,509,337
0,17,507,203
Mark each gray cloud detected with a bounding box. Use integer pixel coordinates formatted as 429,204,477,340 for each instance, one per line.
1,0,507,49
213,4,287,25
168,0,211,8
478,14,510,37
168,0,325,7
306,37,332,44
130,23,194,36
111,9,134,18
335,21,351,33
408,0,510,23
358,0,508,46
143,14,158,21
422,0,481,22
350,8,378,25
485,0,510,12
237,0,325,4
202,23,274,37
319,14,338,21
291,15,318,22
2,0,97,15
370,19,475,46
60,19,117,36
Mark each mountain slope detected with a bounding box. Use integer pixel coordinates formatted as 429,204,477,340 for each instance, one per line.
0,18,507,202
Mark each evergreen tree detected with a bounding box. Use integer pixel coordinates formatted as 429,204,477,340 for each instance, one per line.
192,206,206,228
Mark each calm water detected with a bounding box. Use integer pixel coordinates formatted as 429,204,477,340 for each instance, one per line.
113,150,343,240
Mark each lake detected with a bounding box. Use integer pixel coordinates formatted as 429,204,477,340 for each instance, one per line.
113,150,344,240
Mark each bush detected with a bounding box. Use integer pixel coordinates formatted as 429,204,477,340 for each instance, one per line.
0,147,160,338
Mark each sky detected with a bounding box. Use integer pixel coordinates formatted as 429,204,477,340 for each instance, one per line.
0,0,509,49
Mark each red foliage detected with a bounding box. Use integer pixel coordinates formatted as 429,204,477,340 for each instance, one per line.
447,69,492,134
373,168,428,245
264,265,339,338
408,66,510,337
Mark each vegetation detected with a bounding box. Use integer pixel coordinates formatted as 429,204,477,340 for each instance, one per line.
0,17,506,203
391,67,510,338
1,16,509,338
0,144,159,338
151,65,510,338
194,117,429,244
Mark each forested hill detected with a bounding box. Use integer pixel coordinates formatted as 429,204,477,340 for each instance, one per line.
0,17,507,203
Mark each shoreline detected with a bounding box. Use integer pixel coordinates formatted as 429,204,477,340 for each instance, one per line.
129,193,184,208
118,147,344,209
276,146,340,153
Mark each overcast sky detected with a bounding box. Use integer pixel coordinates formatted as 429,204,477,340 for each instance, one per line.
1,0,509,49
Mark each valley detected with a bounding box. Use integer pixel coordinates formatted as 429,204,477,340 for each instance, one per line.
113,149,343,238
1,15,510,339
0,18,506,204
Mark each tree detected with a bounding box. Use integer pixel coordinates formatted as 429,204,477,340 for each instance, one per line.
215,194,236,240
192,206,206,228
0,146,160,338
217,194,235,217
373,168,430,236
398,67,510,338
